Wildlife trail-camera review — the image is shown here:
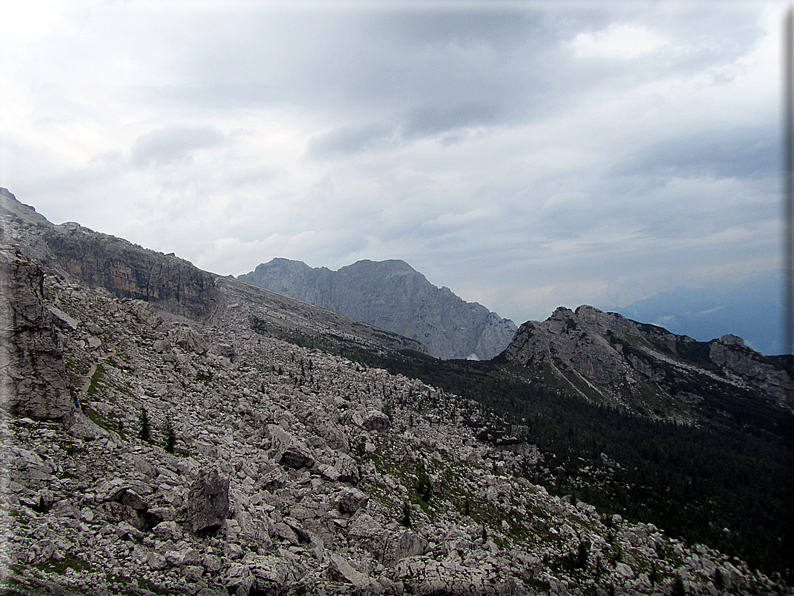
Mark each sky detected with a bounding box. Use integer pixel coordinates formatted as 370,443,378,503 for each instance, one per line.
1,0,787,341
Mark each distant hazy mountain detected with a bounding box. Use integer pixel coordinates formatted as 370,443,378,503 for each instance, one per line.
602,271,783,355
239,258,517,360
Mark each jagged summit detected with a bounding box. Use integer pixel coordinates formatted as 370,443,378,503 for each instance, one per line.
500,304,792,426
239,257,517,360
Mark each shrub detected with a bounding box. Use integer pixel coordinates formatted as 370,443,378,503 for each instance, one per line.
401,502,411,528
138,408,150,442
415,470,433,503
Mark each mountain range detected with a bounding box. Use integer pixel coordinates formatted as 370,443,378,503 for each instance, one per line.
1,187,792,594
239,258,517,361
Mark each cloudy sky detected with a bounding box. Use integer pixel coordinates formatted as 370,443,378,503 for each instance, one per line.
1,0,786,335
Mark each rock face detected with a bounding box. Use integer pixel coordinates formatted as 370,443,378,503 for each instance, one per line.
239,258,517,360
1,188,220,322
500,305,793,424
0,246,73,421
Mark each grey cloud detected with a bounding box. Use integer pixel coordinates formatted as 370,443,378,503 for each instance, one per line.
136,3,773,144
377,10,541,47
131,126,225,167
403,102,504,139
165,9,557,126
307,123,396,158
9,1,782,337
611,124,779,180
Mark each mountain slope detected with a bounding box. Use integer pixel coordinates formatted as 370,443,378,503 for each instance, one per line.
498,305,792,434
0,188,427,357
239,258,517,360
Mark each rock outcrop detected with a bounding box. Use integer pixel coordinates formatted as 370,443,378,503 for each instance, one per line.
0,246,73,421
239,258,517,360
500,305,793,426
187,469,230,533
1,188,220,322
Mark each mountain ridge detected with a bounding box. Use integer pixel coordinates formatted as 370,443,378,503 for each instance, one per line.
0,188,427,358
498,304,792,432
239,257,517,360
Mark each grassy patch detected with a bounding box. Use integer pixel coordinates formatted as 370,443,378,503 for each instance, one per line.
85,364,105,397
33,553,90,576
84,408,125,439
133,576,172,595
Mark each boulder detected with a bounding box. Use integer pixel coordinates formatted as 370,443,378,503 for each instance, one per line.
382,530,428,566
328,553,374,589
363,410,391,433
152,339,171,353
248,555,295,589
615,562,635,579
120,489,148,511
152,520,182,541
334,453,359,484
168,324,208,355
269,425,315,469
279,444,315,470
336,488,369,515
187,469,230,533
209,342,236,361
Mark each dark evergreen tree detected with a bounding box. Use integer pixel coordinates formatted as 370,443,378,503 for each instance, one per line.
138,408,150,442
401,502,411,528
164,415,176,453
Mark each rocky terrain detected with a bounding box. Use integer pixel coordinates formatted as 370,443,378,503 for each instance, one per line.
239,258,517,361
499,305,792,432
0,190,791,594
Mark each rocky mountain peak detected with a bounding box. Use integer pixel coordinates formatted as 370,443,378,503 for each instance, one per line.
501,305,793,424
239,258,517,360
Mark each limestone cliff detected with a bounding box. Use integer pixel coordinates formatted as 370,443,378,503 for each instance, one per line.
239,258,517,360
1,188,220,321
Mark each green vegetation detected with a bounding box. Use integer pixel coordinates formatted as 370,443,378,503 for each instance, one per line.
85,364,105,396
414,469,433,504
33,553,90,576
80,395,126,438
401,502,412,528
